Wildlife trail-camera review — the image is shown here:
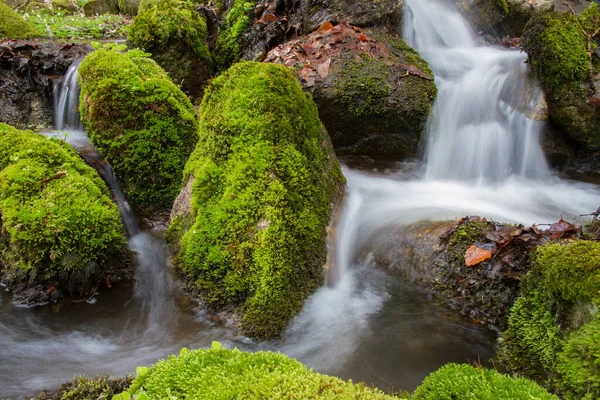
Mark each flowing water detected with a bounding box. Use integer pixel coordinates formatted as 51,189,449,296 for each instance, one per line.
2,1,600,397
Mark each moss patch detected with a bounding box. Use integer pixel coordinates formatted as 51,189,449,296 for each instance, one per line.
128,0,213,98
0,123,126,289
126,344,398,399
32,376,133,400
0,1,38,39
214,0,254,71
78,49,198,210
499,241,600,399
413,363,558,399
170,61,345,339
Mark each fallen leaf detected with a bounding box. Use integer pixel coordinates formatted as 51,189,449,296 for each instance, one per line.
548,219,577,239
316,58,331,79
465,245,492,267
317,21,334,33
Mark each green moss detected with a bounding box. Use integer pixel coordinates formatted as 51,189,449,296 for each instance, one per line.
556,315,600,400
118,0,139,15
336,56,391,118
447,219,490,256
372,31,433,75
522,11,589,90
60,376,132,400
0,1,38,39
499,241,600,395
412,363,558,399
171,61,345,339
497,0,508,15
127,345,399,399
78,49,198,210
0,123,126,278
214,0,254,71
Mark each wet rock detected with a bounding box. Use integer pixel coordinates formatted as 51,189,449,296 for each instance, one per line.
368,216,578,331
455,0,553,38
266,23,436,159
84,0,119,16
0,41,91,129
300,0,404,34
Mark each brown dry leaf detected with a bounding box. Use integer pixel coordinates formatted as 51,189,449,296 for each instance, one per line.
301,43,315,56
549,219,577,240
316,58,331,79
465,245,492,267
317,21,334,33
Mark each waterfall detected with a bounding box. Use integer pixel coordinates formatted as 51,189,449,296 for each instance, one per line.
54,59,83,131
50,59,175,326
403,0,550,182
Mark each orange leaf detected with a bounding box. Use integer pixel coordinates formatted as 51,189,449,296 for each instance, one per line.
317,21,334,33
465,245,491,267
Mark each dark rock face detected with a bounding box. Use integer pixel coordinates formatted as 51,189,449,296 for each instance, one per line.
0,41,91,128
266,23,436,159
300,0,404,33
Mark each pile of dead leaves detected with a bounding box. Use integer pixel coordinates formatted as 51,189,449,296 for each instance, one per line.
265,22,432,87
443,216,581,270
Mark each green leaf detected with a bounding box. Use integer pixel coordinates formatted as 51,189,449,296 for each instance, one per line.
211,340,223,349
136,366,149,376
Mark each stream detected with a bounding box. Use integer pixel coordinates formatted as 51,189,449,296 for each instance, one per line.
2,0,600,398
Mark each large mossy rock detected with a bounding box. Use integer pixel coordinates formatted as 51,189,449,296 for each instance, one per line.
413,363,558,399
128,0,214,99
83,0,119,17
266,23,436,159
0,1,37,39
0,124,128,304
168,61,345,339
117,0,139,15
125,344,397,399
78,49,198,212
522,5,600,171
498,240,600,399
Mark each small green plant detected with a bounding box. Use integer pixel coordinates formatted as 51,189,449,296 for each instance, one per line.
91,41,128,52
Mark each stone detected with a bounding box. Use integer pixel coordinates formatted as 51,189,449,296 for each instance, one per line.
266,23,437,159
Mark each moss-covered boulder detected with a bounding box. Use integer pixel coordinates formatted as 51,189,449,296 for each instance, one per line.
266,23,436,159
0,1,38,39
78,49,198,212
128,0,214,99
124,344,397,399
117,0,139,15
83,0,119,17
522,5,600,171
0,124,128,304
168,61,345,339
412,363,558,399
499,240,600,399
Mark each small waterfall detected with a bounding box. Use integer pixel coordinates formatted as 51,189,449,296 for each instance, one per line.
51,60,139,237
54,59,83,131
50,58,176,325
403,0,550,182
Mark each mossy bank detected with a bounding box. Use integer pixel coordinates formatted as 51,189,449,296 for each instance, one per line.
0,123,129,304
168,61,345,339
499,240,600,400
78,48,198,213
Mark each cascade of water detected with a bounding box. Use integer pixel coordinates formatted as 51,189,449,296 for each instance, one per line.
50,60,176,325
54,59,83,131
403,0,550,182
